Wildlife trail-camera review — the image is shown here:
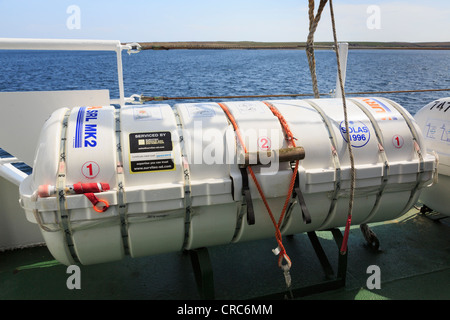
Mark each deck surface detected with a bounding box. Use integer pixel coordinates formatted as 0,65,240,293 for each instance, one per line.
1,207,449,300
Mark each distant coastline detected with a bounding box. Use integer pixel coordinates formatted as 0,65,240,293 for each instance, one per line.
136,41,450,50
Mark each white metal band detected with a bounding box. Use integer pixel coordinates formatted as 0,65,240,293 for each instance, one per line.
56,109,79,264
304,100,342,225
350,98,390,224
380,98,425,213
173,109,193,250
114,109,130,255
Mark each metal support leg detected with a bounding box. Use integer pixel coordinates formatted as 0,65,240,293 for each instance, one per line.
188,247,215,299
307,232,335,279
420,205,449,221
330,228,348,281
188,229,347,300
257,228,347,299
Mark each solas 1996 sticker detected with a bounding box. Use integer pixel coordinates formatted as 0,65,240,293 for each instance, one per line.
129,131,175,173
340,120,371,148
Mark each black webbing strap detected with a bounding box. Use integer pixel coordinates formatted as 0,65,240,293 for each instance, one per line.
293,172,311,224
240,167,255,225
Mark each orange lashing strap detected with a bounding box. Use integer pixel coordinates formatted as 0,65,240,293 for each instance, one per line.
263,101,311,225
218,102,296,271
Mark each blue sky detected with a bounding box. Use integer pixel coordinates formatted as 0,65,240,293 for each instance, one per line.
0,0,449,42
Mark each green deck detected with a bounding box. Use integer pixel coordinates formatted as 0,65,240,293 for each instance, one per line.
1,207,449,300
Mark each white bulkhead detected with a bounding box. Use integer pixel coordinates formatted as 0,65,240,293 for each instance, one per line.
19,98,436,265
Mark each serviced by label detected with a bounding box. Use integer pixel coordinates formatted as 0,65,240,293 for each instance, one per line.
129,131,175,173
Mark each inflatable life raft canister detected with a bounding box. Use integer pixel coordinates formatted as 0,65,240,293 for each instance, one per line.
19,98,436,265
414,97,450,216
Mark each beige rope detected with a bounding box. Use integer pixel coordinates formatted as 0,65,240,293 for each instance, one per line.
306,0,329,98
329,0,355,254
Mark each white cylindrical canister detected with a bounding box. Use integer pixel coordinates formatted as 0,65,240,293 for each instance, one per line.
414,97,450,216
19,98,436,265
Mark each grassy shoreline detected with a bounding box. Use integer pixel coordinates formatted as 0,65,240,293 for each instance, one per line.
136,41,450,50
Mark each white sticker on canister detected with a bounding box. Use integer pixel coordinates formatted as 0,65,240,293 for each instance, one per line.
186,104,216,118
236,102,266,114
133,105,163,121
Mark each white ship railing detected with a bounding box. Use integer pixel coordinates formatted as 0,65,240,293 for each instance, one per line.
0,38,141,186
0,38,141,106
0,156,28,186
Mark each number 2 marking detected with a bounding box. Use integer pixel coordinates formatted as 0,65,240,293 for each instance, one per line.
258,137,271,150
261,138,268,149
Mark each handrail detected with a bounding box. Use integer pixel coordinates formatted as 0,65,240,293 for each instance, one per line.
0,38,123,51
0,38,141,106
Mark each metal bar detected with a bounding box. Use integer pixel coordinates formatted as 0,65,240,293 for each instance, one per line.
240,147,305,167
307,231,335,279
115,44,126,106
0,38,135,107
0,38,123,51
255,279,345,300
334,43,348,98
0,163,28,186
330,228,348,280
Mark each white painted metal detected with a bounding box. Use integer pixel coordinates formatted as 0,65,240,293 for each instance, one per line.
0,38,124,51
0,157,28,186
334,42,348,99
0,176,44,250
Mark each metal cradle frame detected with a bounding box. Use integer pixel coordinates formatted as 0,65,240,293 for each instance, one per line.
187,228,348,300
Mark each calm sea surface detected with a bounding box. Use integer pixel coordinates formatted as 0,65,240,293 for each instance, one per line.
0,49,449,114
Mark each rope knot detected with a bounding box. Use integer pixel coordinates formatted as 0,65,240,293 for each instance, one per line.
305,43,315,55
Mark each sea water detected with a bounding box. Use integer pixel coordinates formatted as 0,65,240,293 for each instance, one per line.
0,49,449,115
